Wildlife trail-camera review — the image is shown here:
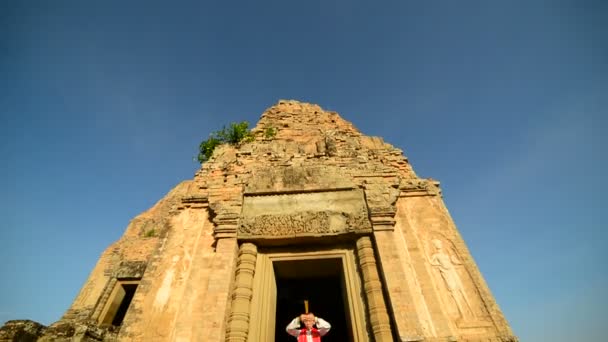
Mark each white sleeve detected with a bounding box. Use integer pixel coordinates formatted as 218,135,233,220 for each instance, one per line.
315,317,331,336
286,317,301,337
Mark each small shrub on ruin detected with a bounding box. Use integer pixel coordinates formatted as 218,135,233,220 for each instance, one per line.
264,126,277,139
197,121,254,164
144,228,157,238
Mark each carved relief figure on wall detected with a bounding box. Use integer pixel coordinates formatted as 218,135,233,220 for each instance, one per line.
428,239,474,320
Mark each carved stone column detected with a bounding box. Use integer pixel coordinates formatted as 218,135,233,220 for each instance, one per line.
226,243,257,342
356,236,393,342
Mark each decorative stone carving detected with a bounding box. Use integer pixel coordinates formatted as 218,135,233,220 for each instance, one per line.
226,243,257,342
423,235,496,333
364,181,399,231
428,239,474,320
209,203,240,238
239,210,370,237
346,209,372,230
356,236,393,342
241,212,330,236
367,206,397,231
239,190,372,238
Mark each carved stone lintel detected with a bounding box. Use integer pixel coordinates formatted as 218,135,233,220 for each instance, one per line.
240,211,329,237
238,210,371,238
113,261,146,279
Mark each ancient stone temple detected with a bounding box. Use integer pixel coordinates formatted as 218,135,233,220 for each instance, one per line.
1,100,517,342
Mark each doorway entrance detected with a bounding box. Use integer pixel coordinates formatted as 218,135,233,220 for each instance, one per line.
247,249,368,342
274,258,348,342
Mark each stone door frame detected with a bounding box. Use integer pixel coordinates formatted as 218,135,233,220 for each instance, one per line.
249,248,369,342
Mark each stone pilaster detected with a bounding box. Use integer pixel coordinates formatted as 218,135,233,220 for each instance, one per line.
194,238,239,342
356,236,393,342
226,243,258,342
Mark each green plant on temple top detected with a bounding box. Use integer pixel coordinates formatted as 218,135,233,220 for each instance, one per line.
197,121,254,164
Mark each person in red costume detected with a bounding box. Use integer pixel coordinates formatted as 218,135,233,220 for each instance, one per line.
286,312,331,342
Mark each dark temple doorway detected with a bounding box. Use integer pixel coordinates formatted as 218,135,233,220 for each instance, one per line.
273,258,350,342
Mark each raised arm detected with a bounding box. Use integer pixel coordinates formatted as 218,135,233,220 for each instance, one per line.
315,317,331,336
286,317,301,337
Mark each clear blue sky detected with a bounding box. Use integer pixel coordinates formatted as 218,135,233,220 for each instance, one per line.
1,1,605,341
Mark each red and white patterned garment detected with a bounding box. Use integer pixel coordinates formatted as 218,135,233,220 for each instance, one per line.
286,317,331,342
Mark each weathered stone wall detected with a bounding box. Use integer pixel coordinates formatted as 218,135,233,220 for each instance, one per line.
388,194,516,342
62,181,193,326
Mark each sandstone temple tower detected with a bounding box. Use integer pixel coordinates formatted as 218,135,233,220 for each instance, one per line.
2,100,517,341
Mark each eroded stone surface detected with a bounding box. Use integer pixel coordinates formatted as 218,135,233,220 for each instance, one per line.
0,320,46,342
